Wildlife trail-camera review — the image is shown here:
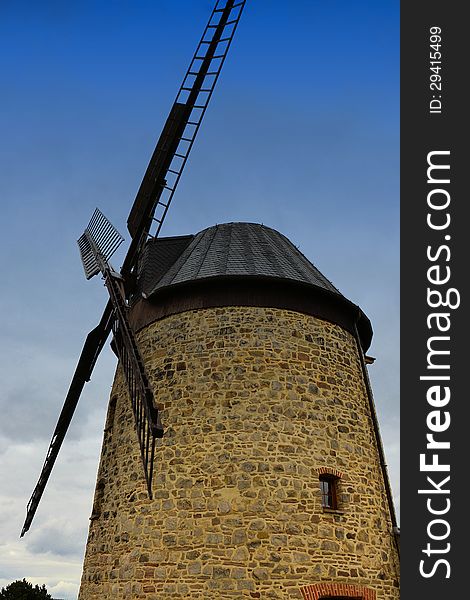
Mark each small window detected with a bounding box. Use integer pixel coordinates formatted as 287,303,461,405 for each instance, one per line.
319,474,338,509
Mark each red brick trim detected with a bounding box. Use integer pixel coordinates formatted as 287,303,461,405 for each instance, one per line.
300,583,376,600
316,467,343,479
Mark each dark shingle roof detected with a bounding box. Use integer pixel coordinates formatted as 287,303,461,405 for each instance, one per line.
139,222,342,299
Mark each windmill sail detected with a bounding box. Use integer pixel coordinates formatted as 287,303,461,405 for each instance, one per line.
21,0,246,536
78,208,165,493
77,208,124,279
21,302,114,536
124,0,246,271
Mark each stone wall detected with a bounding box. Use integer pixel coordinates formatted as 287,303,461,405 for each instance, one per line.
78,306,399,599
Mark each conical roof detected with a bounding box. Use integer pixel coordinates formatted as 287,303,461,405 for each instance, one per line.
141,223,339,297
133,222,372,350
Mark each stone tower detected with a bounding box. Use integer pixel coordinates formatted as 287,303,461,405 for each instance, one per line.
78,223,399,600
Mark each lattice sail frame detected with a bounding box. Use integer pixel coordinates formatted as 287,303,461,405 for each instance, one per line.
77,208,124,279
77,208,164,496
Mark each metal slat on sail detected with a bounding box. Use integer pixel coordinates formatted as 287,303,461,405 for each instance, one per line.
77,208,124,279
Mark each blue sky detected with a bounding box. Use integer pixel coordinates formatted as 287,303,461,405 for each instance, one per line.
0,1,399,597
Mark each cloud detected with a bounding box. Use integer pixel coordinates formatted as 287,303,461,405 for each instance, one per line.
0,561,81,600
0,334,116,445
0,384,66,443
48,580,80,600
0,433,102,560
0,436,97,599
26,520,86,558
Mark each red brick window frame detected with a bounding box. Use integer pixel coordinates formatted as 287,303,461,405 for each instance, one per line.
316,467,343,510
300,583,376,600
316,467,343,478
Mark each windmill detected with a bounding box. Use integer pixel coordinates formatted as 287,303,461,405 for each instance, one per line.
21,0,246,538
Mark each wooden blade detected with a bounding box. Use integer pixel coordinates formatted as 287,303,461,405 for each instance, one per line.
126,102,192,240
20,302,113,537
123,0,246,274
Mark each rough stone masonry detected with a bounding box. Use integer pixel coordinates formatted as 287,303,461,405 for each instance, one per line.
78,305,400,599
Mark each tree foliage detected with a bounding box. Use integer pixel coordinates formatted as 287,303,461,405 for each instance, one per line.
0,579,52,600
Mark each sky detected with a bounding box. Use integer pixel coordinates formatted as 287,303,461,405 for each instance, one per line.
0,1,399,598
